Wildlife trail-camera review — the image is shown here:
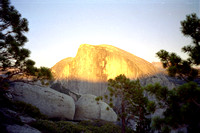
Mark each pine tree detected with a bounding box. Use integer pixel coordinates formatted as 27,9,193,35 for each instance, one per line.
97,74,155,133
0,0,52,81
145,82,200,132
181,13,200,65
156,13,200,81
0,0,30,71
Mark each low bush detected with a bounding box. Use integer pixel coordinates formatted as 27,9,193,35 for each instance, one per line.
32,119,86,133
13,101,47,119
32,119,59,133
31,119,134,133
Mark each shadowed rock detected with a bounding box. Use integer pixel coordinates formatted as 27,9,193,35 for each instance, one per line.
6,124,41,133
74,94,117,122
9,82,75,120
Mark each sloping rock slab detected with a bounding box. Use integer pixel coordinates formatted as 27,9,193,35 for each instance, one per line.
140,74,176,90
6,124,41,133
9,82,75,120
74,94,117,122
50,82,81,102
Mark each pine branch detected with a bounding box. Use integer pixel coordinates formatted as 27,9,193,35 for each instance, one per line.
0,23,10,31
192,99,200,108
4,30,12,36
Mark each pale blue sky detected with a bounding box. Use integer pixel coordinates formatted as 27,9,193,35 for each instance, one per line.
12,0,199,67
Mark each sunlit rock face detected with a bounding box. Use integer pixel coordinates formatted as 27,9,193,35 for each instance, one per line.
51,44,159,96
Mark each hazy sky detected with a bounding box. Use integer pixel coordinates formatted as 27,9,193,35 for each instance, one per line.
12,0,199,68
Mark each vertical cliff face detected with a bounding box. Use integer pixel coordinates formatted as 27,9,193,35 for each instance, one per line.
51,44,159,96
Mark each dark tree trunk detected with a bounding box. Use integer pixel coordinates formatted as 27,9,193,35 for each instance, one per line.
121,98,125,133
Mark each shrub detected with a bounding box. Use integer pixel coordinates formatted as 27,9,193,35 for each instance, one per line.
31,119,134,133
56,121,86,133
13,101,47,119
32,119,59,133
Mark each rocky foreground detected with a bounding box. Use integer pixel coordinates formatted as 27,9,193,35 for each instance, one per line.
8,82,117,122
0,81,120,133
0,90,124,133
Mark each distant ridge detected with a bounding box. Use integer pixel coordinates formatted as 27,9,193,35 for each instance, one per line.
152,62,166,71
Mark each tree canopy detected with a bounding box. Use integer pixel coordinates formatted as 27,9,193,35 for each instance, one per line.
145,82,200,132
181,13,200,65
156,50,198,80
0,0,30,70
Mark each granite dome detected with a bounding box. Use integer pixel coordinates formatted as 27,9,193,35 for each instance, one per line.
51,44,159,95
